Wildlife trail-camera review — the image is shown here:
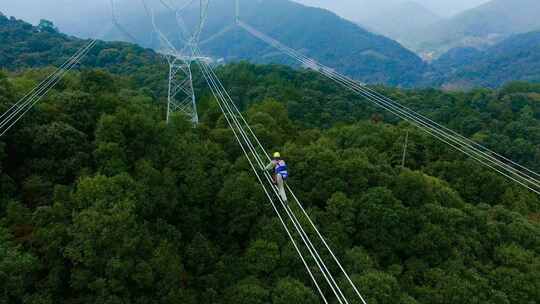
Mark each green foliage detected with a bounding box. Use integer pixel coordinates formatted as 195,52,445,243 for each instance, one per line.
225,278,269,304
501,81,540,95
0,27,539,303
349,271,405,304
0,71,14,111
272,278,319,304
246,240,280,276
0,14,166,97
37,20,57,33
0,227,39,304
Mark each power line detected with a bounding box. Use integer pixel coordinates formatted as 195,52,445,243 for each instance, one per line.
197,57,331,303
0,38,97,136
0,14,114,137
402,130,409,168
237,20,540,195
197,55,367,304
110,0,141,44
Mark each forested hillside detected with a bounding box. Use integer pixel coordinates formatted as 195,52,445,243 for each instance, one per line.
1,10,540,304
0,13,167,96
430,31,540,88
103,0,426,86
4,6,540,90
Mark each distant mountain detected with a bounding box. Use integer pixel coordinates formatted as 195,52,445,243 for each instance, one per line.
103,0,426,86
4,1,540,91
358,1,441,49
414,0,540,57
292,0,402,25
428,31,540,88
0,13,165,92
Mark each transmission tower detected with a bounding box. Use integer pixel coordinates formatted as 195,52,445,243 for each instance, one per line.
164,52,198,124
150,0,209,124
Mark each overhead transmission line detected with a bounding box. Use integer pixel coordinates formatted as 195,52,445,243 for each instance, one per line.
236,20,540,195
199,23,235,46
155,0,197,46
140,1,363,301
0,38,97,137
0,0,122,137
110,0,141,45
197,58,329,303
196,48,368,304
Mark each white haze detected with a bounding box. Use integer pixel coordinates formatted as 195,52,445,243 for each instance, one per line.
0,0,167,37
0,0,492,36
294,0,491,19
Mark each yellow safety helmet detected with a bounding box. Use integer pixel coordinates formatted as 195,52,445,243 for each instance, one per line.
273,152,281,158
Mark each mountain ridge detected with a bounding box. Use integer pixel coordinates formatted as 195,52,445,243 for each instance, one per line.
413,0,540,57
3,0,540,90
104,0,427,86
1,8,540,303
430,30,540,88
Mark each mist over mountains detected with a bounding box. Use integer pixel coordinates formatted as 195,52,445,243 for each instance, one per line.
297,0,540,61
0,0,491,41
1,3,540,304
356,1,442,47
409,0,540,58
103,0,426,86
2,10,540,304
293,0,490,19
1,0,539,88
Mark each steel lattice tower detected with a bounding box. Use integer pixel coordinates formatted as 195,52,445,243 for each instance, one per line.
152,0,209,124
165,53,198,124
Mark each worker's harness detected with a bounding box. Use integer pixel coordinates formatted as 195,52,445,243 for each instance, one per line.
275,159,289,180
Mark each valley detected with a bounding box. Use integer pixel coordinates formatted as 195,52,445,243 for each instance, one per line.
1,1,539,303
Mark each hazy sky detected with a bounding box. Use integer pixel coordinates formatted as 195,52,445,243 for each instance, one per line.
0,0,109,31
0,0,493,29
294,0,492,19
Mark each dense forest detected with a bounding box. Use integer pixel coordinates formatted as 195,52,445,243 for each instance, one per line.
0,13,167,97
429,31,540,89
1,11,540,304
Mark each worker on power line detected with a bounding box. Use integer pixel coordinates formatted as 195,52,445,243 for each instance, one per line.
265,152,289,203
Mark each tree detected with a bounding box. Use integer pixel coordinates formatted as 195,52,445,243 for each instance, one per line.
1,20,540,303
23,122,91,184
215,172,266,243
0,227,39,303
245,239,280,276
80,70,116,93
37,19,57,33
0,71,14,111
355,187,409,261
225,278,269,304
21,175,53,208
272,278,319,304
322,192,356,249
344,247,376,275
0,141,5,180
348,272,403,304
63,174,189,303
490,244,540,303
